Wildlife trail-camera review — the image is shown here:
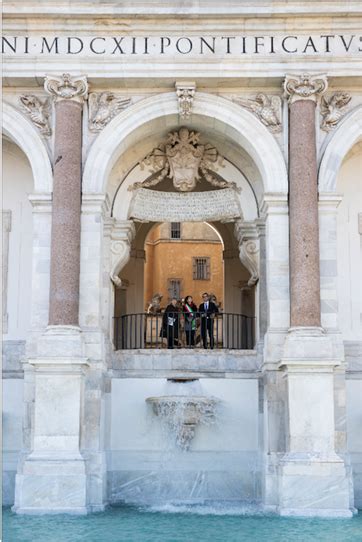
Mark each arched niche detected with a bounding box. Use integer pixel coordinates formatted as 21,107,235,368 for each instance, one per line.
2,102,53,194
83,92,288,200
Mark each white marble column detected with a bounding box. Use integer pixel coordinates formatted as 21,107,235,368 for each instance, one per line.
78,194,111,512
278,74,352,518
259,194,290,509
260,194,290,366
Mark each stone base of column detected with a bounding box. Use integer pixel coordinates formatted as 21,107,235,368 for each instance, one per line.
12,452,88,515
13,328,94,514
278,453,352,517
277,326,354,517
37,324,85,358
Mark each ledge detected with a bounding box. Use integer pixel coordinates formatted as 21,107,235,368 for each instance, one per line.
111,348,261,378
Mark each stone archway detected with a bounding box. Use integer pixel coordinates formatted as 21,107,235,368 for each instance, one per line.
80,91,289,358
319,105,362,193
2,102,53,194
83,92,288,196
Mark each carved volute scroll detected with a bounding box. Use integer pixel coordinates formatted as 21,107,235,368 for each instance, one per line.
284,73,328,104
234,221,260,287
44,73,88,103
109,221,136,288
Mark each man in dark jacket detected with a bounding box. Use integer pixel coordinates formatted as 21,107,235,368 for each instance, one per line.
198,292,218,349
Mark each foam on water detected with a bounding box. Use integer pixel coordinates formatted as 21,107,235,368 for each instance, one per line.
142,501,266,516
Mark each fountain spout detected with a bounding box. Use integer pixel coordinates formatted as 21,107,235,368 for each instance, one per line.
146,379,220,451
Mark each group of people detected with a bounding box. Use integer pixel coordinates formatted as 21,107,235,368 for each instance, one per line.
161,293,219,349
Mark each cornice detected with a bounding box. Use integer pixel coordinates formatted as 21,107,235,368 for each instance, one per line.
3,1,362,19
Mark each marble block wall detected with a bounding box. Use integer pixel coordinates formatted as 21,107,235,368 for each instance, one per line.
107,378,261,504
3,379,24,505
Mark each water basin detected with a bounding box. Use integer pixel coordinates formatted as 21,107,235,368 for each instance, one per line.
3,505,362,542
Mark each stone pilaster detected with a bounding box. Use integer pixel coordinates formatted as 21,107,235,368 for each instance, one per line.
277,74,352,517
2,210,12,334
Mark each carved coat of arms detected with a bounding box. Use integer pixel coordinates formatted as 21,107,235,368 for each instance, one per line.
129,127,238,192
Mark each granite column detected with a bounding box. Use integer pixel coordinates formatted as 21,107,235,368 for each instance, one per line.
47,74,88,326
277,74,352,517
13,75,90,515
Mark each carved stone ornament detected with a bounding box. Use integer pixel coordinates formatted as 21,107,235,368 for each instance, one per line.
88,93,131,132
175,81,196,119
129,127,239,193
128,188,242,222
233,94,282,133
19,95,52,136
234,221,260,286
44,73,88,103
284,73,328,104
320,92,351,131
109,221,136,288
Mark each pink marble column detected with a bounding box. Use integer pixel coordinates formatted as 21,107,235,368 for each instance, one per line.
284,74,328,328
44,74,88,326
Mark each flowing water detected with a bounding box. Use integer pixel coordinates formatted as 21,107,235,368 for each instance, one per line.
147,378,220,451
3,505,362,542
7,379,360,541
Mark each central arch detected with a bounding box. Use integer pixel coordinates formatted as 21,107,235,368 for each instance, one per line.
83,92,288,196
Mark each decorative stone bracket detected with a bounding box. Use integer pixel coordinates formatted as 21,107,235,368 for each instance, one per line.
175,81,196,119
234,221,260,286
109,221,136,288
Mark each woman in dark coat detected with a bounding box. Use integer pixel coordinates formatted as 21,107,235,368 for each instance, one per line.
182,295,198,347
161,298,180,349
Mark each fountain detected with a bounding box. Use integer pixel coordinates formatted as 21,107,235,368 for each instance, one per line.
146,378,220,451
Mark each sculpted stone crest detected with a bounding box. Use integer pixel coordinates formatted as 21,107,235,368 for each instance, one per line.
233,93,282,133
320,92,351,131
88,92,131,132
129,127,238,192
19,95,52,136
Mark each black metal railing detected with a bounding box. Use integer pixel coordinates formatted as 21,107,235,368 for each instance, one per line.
114,312,255,350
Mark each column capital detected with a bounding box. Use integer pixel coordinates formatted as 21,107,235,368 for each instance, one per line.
283,73,328,104
44,73,88,103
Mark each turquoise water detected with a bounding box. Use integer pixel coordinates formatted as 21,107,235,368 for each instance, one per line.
3,505,362,542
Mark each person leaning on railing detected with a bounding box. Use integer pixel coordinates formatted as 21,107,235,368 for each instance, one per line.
160,297,180,349
182,295,198,348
